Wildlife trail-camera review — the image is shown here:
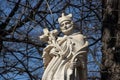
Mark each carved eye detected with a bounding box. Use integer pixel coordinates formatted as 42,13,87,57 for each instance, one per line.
60,24,64,27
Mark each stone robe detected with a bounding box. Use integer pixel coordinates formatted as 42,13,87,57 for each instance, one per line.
42,33,88,80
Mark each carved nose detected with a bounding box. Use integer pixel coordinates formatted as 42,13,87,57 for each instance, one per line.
64,26,68,29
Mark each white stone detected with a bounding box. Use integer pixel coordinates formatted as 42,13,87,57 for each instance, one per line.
40,13,88,80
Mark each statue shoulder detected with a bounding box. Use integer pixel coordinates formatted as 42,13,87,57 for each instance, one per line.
70,33,85,40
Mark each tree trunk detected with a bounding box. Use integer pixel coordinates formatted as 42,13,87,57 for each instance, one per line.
101,0,120,80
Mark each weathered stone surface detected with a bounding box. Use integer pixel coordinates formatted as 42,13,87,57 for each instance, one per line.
40,13,88,80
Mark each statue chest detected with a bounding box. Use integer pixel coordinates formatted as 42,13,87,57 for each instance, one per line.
57,34,85,53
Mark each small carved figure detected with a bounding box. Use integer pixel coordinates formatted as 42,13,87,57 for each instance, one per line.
40,13,88,80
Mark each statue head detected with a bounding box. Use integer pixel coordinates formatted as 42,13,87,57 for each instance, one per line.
58,13,74,35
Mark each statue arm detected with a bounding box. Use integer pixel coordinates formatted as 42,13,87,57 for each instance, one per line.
69,35,89,69
39,29,60,69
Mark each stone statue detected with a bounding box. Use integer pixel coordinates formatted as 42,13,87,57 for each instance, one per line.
40,13,88,80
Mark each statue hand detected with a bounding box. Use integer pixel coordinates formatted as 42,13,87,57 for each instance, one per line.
39,34,49,42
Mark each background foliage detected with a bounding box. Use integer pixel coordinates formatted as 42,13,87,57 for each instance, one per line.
0,0,102,80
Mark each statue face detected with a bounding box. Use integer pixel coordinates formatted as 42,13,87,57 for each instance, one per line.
60,20,73,35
